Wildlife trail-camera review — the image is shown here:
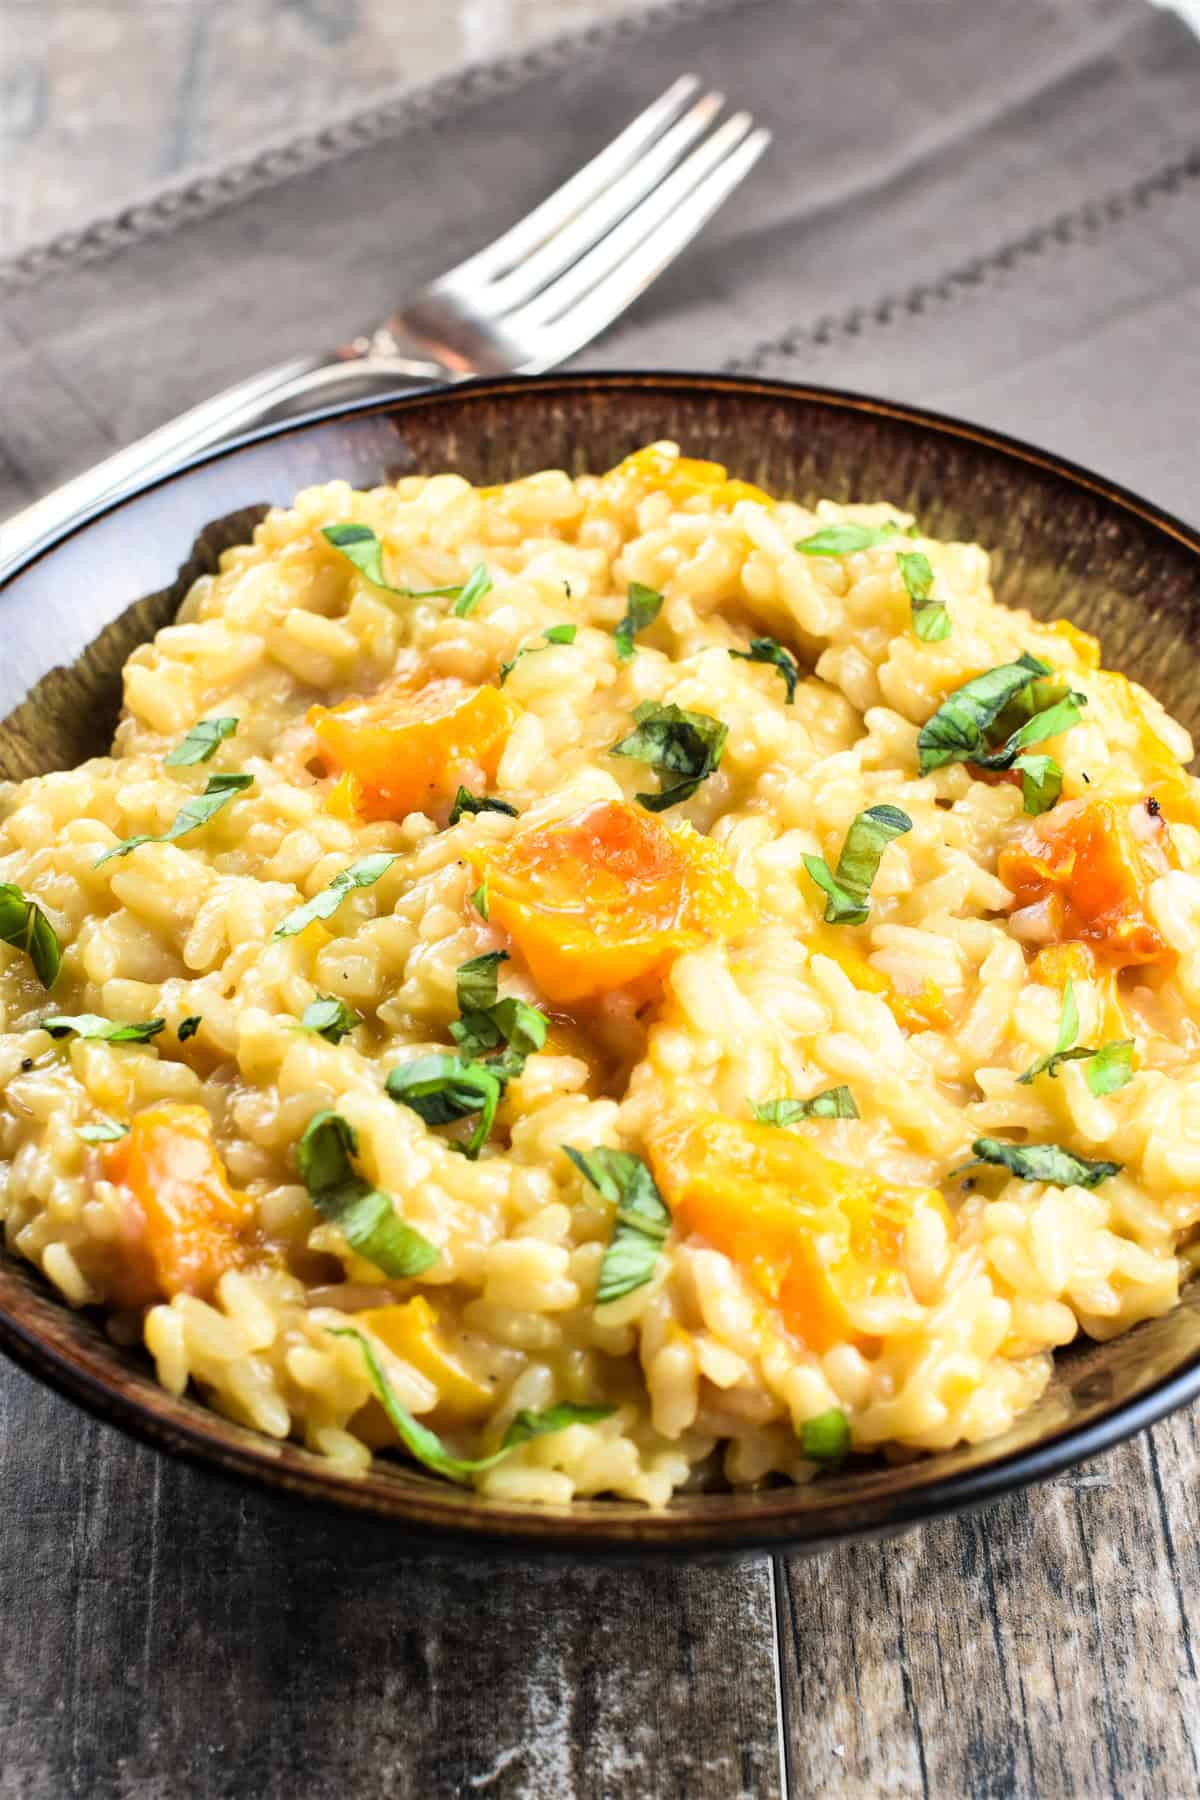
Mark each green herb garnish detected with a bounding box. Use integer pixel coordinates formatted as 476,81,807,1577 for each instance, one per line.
801,1408,851,1466
609,700,728,812
450,952,548,1071
754,1087,859,1124
917,654,1051,775
563,1146,670,1304
273,852,398,939
177,1016,202,1041
77,1117,129,1144
955,1137,1122,1189
897,551,950,643
323,525,490,612
297,996,361,1044
0,885,61,989
448,787,518,827
1017,980,1134,1094
297,1109,438,1276
95,772,254,866
729,636,801,703
803,804,912,926
164,717,238,766
795,522,902,556
470,877,490,921
385,1054,504,1161
1085,1039,1135,1097
614,582,664,661
498,624,577,685
40,1014,165,1044
453,563,493,617
334,1327,613,1484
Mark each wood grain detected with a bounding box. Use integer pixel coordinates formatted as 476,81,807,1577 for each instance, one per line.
778,1412,1200,1798
0,1360,784,1800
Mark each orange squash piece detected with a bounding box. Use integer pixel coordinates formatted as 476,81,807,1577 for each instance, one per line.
651,1116,950,1352
998,797,1174,969
465,799,755,1005
103,1104,253,1307
309,676,519,822
607,444,774,511
356,1297,494,1425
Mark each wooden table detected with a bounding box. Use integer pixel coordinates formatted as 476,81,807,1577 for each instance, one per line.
2,5,1200,1794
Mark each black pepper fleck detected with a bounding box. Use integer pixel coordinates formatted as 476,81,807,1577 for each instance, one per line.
1147,795,1161,817
19,1057,33,1072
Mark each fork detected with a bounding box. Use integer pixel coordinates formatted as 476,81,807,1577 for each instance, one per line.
0,76,769,584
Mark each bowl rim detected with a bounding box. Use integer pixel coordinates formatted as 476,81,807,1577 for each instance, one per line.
4,366,1200,1557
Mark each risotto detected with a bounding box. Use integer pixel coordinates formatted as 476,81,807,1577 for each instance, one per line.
2,440,1199,1508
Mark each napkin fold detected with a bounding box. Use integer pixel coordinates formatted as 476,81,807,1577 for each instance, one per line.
1,0,1198,522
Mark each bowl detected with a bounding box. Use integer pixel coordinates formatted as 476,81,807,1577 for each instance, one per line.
3,370,1200,1558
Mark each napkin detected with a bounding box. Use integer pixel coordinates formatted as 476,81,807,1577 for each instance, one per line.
1,0,1198,523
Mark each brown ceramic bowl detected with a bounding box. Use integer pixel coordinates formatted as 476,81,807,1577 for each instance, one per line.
3,372,1200,1558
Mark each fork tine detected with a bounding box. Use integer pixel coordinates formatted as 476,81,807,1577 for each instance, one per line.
516,126,771,371
475,91,726,313
437,74,702,289
510,112,761,330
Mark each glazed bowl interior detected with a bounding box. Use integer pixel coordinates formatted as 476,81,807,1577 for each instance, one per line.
3,372,1200,1557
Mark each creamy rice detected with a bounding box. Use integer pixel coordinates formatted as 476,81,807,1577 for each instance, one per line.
2,441,1199,1507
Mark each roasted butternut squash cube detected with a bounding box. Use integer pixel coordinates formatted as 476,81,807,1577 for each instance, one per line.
999,796,1174,969
309,676,519,822
607,443,774,511
651,1116,950,1353
103,1104,252,1307
465,799,755,1004
357,1297,493,1424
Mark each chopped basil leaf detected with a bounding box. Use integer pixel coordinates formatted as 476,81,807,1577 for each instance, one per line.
501,1403,616,1449
177,1015,202,1041
334,1327,613,1484
455,950,507,1018
450,952,548,1070
1017,978,1080,1083
801,1408,851,1466
298,995,361,1043
470,877,490,921
1014,754,1062,816
955,1137,1122,1189
0,884,61,989
563,1146,670,1304
795,522,902,556
498,624,578,684
754,1087,859,1124
1085,1039,1135,1097
163,716,238,767
729,636,801,704
615,581,664,661
297,1109,438,1277
1017,984,1136,1095
95,772,254,866
273,852,398,939
609,700,728,812
973,692,1087,771
448,787,518,827
916,654,1050,775
386,1054,503,1160
453,563,493,617
323,524,490,609
802,804,912,926
897,551,951,643
77,1117,128,1144
41,1014,165,1044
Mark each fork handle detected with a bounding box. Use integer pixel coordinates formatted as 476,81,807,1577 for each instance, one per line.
0,352,448,586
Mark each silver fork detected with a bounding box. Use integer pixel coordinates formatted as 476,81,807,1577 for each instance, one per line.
0,76,769,584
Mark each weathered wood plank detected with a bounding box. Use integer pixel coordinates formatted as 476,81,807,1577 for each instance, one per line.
778,1409,1200,1798
0,1361,783,1800
0,0,623,259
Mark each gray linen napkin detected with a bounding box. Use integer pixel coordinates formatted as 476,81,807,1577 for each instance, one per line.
1,0,1198,525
